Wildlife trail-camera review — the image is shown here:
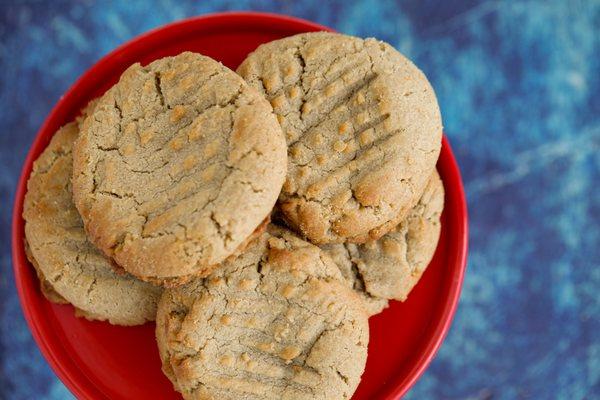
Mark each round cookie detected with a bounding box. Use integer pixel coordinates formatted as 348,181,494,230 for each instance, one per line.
73,52,287,284
321,171,444,314
238,32,442,244
156,225,369,400
23,122,162,326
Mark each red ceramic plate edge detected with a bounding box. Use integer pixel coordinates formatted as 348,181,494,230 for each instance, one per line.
10,12,468,400
386,134,469,399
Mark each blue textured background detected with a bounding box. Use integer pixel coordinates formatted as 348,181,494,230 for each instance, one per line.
1,1,599,399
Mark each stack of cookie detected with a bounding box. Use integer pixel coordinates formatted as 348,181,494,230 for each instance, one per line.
23,32,443,400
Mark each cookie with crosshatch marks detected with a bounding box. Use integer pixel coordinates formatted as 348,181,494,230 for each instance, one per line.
72,52,287,285
23,122,162,326
156,225,369,400
321,171,444,315
238,32,442,244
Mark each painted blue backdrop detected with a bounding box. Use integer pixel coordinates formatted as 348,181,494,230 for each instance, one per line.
0,1,598,399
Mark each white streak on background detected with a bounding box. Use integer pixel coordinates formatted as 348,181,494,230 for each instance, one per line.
467,124,600,198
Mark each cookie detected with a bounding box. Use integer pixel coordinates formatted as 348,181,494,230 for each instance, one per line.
322,171,444,312
23,122,162,325
156,225,369,400
238,32,442,244
72,52,287,284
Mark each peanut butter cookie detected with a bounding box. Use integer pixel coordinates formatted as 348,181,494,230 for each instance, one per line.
72,52,287,284
238,32,442,244
23,122,162,325
156,225,369,399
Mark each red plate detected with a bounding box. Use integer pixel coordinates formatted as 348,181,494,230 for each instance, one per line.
11,12,468,400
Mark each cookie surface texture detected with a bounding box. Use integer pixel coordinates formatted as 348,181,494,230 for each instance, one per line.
156,225,369,400
72,52,287,282
322,171,444,310
23,122,162,326
319,242,388,316
238,32,442,244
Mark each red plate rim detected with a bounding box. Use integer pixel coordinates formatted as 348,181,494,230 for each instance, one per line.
11,12,468,400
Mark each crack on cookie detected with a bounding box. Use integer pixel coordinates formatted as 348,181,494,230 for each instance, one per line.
335,367,349,384
86,277,98,296
295,37,308,125
154,71,166,108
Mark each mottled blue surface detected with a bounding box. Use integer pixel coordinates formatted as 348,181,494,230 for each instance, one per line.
1,1,598,399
